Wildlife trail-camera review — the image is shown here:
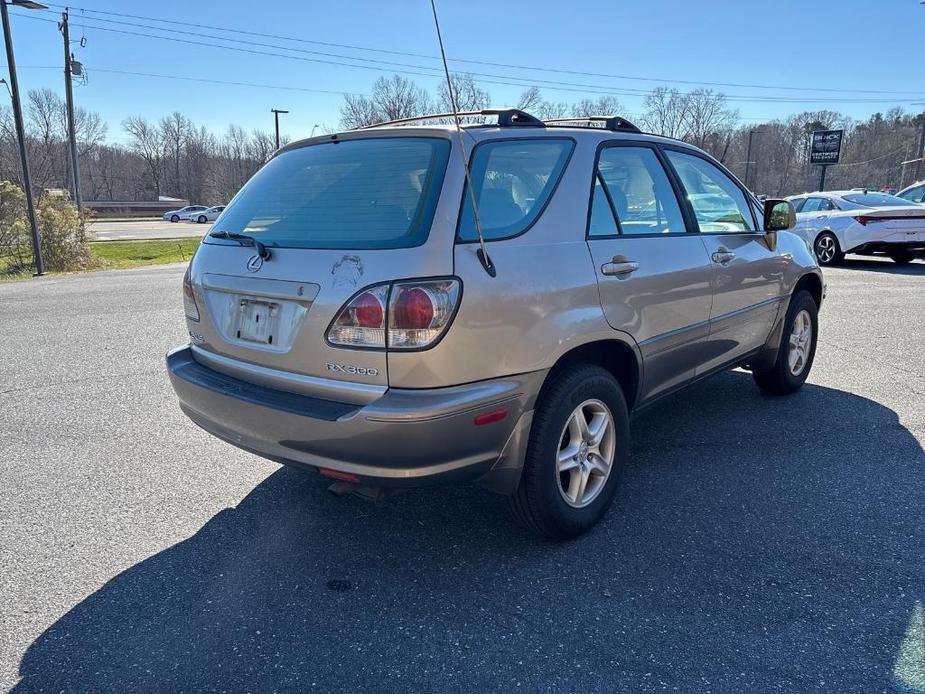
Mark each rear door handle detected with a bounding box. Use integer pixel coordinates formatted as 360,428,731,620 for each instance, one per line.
711,250,736,265
601,260,639,277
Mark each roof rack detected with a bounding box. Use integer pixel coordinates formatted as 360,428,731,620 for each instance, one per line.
544,116,642,133
359,108,545,130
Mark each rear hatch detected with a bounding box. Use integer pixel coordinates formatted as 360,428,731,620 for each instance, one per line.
186,132,456,402
853,206,925,240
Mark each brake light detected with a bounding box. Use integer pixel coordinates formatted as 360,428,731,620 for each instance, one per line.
853,215,872,225
327,285,388,348
326,279,461,350
388,279,460,349
183,266,200,322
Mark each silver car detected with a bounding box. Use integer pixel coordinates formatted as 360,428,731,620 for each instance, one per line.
788,190,925,265
163,205,208,223
188,206,226,224
167,109,823,538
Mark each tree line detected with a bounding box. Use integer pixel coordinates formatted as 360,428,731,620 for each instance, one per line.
1,76,923,207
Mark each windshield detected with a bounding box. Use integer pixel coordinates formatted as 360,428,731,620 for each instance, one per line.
841,192,911,208
208,137,451,249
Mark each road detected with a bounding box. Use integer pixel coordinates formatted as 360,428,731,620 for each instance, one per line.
88,219,208,241
1,258,923,692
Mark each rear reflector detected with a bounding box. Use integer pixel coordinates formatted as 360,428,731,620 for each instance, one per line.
319,467,360,482
474,409,508,426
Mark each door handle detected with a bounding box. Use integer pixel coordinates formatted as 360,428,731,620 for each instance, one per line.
601,260,639,277
711,249,736,265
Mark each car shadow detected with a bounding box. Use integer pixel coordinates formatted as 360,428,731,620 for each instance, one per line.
837,256,925,275
14,372,925,692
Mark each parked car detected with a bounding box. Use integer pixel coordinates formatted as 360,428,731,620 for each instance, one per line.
896,181,925,205
188,206,225,224
163,205,208,223
167,109,823,538
787,190,925,265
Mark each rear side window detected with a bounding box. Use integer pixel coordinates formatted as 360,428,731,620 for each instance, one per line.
665,150,755,232
458,139,573,242
801,197,833,213
589,146,686,236
209,137,451,250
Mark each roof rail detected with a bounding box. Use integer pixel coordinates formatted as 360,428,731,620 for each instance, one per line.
358,108,544,130
544,116,642,134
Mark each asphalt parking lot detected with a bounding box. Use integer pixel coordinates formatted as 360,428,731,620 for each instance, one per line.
1,258,923,692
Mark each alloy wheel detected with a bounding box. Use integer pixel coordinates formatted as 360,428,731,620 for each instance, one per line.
788,309,813,376
815,235,836,264
555,399,616,508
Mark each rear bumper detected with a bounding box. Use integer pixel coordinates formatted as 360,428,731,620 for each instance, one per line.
850,240,924,255
166,345,544,492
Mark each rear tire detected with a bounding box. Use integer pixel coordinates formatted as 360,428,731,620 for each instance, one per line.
170,214,180,223
814,232,843,266
506,365,629,540
752,290,818,395
888,250,914,265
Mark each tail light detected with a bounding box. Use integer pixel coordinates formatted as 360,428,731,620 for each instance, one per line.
853,215,872,225
326,285,388,348
183,266,200,322
326,278,461,350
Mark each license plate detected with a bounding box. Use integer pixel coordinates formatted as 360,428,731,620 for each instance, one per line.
235,298,279,345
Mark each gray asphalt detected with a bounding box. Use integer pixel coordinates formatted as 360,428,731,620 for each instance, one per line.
89,219,208,241
1,258,923,693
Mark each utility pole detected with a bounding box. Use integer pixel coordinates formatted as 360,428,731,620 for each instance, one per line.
1,0,47,275
743,126,766,191
59,7,82,214
914,111,925,183
271,108,288,149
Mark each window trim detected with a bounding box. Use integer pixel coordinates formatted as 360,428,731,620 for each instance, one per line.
454,136,577,245
659,144,764,236
585,139,697,240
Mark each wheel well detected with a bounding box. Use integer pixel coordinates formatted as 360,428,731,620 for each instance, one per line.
544,340,640,411
793,273,823,308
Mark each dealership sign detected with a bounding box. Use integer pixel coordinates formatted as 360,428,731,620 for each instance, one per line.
810,129,844,165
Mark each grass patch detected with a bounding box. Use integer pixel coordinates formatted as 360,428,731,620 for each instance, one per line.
90,238,200,269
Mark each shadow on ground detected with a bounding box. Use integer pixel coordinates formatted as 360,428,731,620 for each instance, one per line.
837,256,925,275
15,372,925,692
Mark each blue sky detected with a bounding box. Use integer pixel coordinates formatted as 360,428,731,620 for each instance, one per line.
3,0,925,144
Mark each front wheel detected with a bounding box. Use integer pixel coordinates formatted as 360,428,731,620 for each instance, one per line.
170,214,180,223
814,232,843,266
507,365,629,539
888,250,914,265
752,290,818,395
197,215,207,224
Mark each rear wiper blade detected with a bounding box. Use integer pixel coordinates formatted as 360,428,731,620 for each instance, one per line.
209,230,271,259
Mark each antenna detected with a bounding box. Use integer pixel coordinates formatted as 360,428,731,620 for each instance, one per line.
428,0,495,277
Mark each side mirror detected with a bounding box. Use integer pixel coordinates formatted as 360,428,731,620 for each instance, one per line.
763,199,796,231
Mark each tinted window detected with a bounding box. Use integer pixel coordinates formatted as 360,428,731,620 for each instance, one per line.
458,139,573,241
665,150,755,232
588,175,619,237
210,137,450,250
591,146,686,236
801,197,832,213
842,192,912,207
791,198,806,212
897,185,925,203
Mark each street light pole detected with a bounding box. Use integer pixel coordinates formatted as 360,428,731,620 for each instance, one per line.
1,0,47,275
744,127,765,191
270,108,288,150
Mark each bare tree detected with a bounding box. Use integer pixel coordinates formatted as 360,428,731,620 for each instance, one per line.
571,96,624,118
339,74,431,128
640,87,689,139
437,72,490,113
123,115,167,197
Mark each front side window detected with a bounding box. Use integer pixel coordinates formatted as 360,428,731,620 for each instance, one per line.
665,150,755,232
590,146,686,236
458,139,573,241
801,197,831,213
209,137,451,250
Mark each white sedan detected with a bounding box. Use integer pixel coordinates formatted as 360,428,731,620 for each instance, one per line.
787,190,925,265
163,205,208,223
187,206,225,224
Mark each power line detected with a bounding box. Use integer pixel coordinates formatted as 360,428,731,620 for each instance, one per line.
13,11,925,106
39,1,925,98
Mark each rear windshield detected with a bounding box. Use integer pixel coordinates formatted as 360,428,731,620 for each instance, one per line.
841,193,910,207
208,137,451,249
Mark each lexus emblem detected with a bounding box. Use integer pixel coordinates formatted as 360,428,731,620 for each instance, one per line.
246,255,263,273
